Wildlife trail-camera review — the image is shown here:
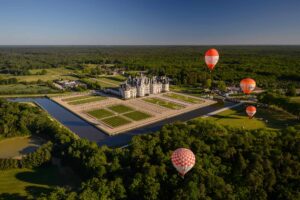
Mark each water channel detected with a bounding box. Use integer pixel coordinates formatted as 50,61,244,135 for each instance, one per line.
10,98,235,147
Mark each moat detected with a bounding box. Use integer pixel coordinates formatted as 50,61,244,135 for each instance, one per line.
10,97,236,147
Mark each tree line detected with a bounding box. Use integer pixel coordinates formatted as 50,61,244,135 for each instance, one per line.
0,99,299,199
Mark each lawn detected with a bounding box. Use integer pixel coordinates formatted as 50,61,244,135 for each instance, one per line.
0,136,43,159
207,105,298,130
163,93,203,104
290,96,300,103
101,116,131,128
143,97,185,110
68,96,106,105
108,104,134,114
62,95,93,102
124,111,152,121
0,84,58,95
87,109,114,119
6,68,76,82
0,166,68,198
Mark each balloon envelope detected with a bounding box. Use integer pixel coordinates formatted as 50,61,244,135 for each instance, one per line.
240,78,256,94
246,105,256,118
205,48,219,71
171,148,195,177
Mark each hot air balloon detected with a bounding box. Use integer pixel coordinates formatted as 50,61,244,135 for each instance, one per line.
240,78,256,94
205,48,219,71
246,105,256,119
171,148,195,178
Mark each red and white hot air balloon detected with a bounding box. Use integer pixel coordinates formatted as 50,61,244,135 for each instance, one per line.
171,148,195,178
240,78,256,94
246,105,256,119
205,48,219,71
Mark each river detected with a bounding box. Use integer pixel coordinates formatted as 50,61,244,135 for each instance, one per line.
10,98,235,147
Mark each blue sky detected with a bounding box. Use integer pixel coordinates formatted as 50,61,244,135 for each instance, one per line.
0,0,299,45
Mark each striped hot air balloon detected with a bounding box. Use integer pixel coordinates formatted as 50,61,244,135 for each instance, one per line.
240,78,256,94
246,105,257,119
205,48,219,71
171,148,195,178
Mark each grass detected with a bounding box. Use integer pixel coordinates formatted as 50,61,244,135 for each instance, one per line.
0,136,43,159
0,166,69,198
101,116,131,127
123,111,152,121
143,97,185,110
68,96,106,105
62,95,93,102
163,93,203,104
207,105,298,130
290,96,300,103
108,104,134,114
87,109,114,119
6,68,76,82
0,84,58,94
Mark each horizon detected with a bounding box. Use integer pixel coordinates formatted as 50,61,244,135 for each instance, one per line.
1,0,300,45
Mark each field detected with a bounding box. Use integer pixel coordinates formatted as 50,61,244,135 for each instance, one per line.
101,116,131,128
68,96,106,105
88,75,126,88
0,84,58,95
143,97,185,110
123,111,152,121
207,105,298,130
0,136,43,159
108,104,134,113
6,68,76,82
87,109,114,119
290,96,300,103
163,93,203,104
0,166,70,199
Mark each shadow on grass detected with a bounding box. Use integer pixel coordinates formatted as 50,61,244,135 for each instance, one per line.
25,186,53,198
0,193,26,200
15,166,62,186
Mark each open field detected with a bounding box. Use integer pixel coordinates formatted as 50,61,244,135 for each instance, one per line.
290,96,300,103
68,96,107,105
163,93,204,104
0,136,44,159
0,166,75,198
0,84,58,94
143,97,185,110
207,105,298,130
6,68,76,82
87,109,114,119
124,111,152,121
101,116,131,128
108,104,134,113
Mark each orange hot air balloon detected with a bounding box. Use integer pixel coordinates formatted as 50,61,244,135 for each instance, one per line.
171,148,195,178
205,48,219,71
240,78,256,94
246,105,256,119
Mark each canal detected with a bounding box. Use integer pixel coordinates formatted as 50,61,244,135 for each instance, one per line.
10,98,235,147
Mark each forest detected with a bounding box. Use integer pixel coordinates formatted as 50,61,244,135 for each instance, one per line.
0,46,300,89
0,100,299,200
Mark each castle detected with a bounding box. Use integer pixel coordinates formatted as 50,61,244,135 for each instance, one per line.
119,75,169,99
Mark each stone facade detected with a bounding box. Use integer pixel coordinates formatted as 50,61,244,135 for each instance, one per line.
120,75,169,99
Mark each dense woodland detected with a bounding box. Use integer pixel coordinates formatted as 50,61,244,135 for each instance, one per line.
0,100,299,199
0,46,300,89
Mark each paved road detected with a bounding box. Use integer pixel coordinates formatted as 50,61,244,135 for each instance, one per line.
10,98,237,147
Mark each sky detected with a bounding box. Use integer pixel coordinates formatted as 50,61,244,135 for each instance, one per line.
0,0,299,45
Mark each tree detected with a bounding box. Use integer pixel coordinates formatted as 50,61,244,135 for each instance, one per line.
217,81,227,92
286,84,296,96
